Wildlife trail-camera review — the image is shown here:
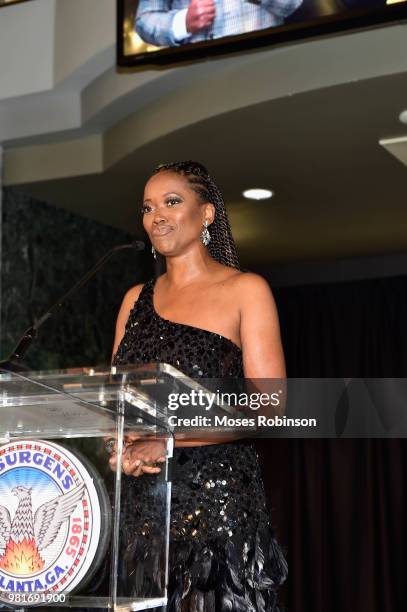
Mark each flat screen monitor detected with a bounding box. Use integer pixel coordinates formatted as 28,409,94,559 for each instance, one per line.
117,0,407,68
0,1,34,6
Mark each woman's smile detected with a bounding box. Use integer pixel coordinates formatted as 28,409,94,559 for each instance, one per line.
152,225,173,237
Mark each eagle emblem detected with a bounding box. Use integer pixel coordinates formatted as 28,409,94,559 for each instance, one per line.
0,440,107,605
0,483,85,575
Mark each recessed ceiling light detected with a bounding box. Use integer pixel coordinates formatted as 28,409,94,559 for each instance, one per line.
399,110,407,124
243,188,273,200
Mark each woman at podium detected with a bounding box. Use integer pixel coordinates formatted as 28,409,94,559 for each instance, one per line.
111,161,287,611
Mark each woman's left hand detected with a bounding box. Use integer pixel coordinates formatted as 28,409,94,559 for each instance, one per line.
107,437,167,477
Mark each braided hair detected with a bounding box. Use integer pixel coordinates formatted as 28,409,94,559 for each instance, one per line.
151,161,241,270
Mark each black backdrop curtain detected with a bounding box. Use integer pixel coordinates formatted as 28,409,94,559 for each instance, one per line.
255,274,407,612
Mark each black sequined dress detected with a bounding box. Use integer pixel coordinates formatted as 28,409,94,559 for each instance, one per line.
113,277,288,611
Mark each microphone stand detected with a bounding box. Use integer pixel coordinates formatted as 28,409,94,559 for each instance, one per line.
0,241,145,372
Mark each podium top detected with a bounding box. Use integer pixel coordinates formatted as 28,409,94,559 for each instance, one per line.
0,363,183,441
0,363,244,441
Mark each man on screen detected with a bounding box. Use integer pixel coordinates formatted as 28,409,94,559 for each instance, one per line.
135,0,303,48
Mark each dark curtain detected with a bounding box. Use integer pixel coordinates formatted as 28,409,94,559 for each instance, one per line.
255,274,407,612
275,275,407,378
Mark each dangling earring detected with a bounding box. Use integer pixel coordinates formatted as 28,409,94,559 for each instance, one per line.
201,221,211,246
151,245,157,260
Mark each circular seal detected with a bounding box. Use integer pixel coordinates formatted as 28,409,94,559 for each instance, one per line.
0,440,108,606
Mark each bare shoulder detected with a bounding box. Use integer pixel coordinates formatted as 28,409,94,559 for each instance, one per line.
227,271,274,303
117,283,144,318
122,283,144,306
233,271,271,290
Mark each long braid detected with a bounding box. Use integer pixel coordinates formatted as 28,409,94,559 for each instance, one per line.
152,161,241,270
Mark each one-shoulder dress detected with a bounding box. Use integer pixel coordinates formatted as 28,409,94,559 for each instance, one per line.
113,277,288,611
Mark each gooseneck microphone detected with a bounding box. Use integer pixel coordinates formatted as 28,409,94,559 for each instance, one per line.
0,241,145,371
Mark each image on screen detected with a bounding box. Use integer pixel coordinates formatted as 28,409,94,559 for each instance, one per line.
118,0,407,67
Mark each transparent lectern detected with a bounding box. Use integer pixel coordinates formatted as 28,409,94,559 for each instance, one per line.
0,363,247,612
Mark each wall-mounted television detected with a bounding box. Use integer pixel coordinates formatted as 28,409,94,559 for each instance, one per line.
0,0,34,6
117,0,407,68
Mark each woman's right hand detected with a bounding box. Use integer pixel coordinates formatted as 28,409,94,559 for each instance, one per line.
186,0,216,34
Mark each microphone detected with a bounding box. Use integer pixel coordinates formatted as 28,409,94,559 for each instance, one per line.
0,241,145,372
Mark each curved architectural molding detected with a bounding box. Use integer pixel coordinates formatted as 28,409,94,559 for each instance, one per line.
2,0,407,185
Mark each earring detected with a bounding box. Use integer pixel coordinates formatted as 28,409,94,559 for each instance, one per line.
201,221,211,246
151,245,157,260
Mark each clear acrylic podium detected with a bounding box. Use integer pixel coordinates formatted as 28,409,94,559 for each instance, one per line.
0,363,244,612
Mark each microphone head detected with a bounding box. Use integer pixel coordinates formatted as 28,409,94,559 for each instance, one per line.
131,240,145,251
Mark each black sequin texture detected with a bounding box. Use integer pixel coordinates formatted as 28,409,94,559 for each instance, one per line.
114,277,244,378
113,278,288,611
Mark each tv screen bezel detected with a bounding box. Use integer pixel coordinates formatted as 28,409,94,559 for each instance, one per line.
117,1,407,69
0,0,35,7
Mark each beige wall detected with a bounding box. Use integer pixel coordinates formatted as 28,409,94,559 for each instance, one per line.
0,0,55,99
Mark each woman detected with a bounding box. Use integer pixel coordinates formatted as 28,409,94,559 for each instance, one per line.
110,161,287,611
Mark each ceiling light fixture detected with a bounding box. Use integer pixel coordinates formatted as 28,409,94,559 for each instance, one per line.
243,188,273,200
399,110,407,124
